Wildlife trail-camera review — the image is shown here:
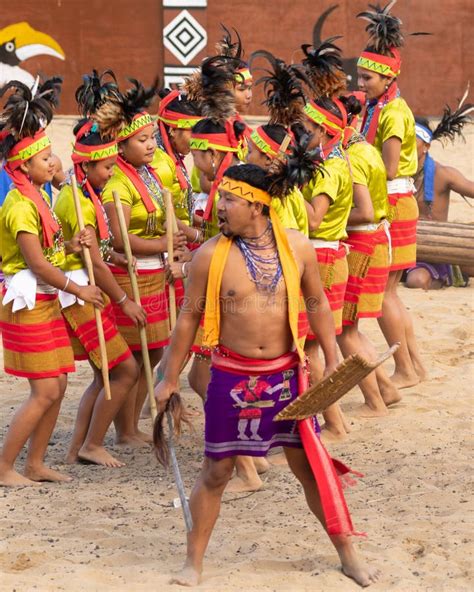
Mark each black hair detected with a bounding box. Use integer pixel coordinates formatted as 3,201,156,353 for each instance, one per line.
73,117,104,147
192,117,246,142
259,124,287,145
158,88,201,117
338,94,362,125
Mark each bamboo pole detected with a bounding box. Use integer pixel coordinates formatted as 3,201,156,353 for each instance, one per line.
164,188,193,533
70,174,111,400
112,190,157,421
165,189,177,330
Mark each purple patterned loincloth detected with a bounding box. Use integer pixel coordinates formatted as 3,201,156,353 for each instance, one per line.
204,349,320,460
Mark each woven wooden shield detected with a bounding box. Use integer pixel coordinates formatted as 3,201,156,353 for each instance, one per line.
274,344,399,421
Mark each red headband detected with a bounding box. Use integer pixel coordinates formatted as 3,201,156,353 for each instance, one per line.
358,48,401,78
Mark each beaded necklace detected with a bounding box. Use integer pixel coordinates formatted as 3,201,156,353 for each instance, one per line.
138,165,165,235
138,165,165,211
235,221,282,294
156,130,194,220
361,88,401,138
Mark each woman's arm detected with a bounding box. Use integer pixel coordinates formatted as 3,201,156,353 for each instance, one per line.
381,137,402,180
17,232,103,307
306,194,331,232
347,184,374,225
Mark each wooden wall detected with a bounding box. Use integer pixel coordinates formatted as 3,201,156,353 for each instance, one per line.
2,0,473,116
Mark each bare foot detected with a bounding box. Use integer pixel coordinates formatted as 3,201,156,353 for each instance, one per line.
225,474,263,494
321,425,348,444
253,457,270,474
390,371,420,389
379,381,402,406
0,467,39,487
342,563,381,587
353,403,389,419
78,445,125,468
65,449,80,464
413,359,428,382
335,537,381,587
136,429,153,444
267,451,288,466
341,413,352,434
169,563,201,587
24,465,73,483
115,435,151,448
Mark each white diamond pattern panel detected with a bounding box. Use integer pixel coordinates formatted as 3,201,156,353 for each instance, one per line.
163,10,207,66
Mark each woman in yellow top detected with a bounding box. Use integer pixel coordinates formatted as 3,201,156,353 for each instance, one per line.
54,72,147,466
337,94,402,417
0,79,102,487
357,2,427,387
101,79,187,442
299,95,352,441
155,88,202,243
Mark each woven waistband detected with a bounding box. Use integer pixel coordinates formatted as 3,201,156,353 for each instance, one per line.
387,177,414,194
311,239,340,250
211,345,299,375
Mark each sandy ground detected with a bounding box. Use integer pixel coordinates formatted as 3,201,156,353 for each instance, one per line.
0,122,473,592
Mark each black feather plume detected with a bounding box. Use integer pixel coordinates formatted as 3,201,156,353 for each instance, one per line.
432,85,474,144
75,69,121,118
215,24,243,61
119,77,159,123
301,35,347,97
250,50,307,126
357,1,404,53
267,132,324,199
200,55,239,122
0,76,62,141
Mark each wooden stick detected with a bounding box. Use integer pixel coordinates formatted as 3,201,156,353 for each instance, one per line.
70,175,111,401
277,133,292,159
112,190,157,421
164,189,193,532
165,189,177,329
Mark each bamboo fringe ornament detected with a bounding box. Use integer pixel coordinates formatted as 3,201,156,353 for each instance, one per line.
112,190,157,421
275,343,399,421
71,174,111,400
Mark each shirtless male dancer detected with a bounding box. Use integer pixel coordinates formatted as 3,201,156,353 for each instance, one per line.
155,163,379,588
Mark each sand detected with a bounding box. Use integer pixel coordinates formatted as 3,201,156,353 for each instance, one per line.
0,122,473,591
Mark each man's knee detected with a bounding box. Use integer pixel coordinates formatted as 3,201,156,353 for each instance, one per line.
202,458,235,489
405,269,432,290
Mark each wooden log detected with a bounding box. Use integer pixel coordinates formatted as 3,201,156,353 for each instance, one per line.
416,219,474,267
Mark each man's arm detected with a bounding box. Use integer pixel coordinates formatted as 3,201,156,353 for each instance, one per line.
155,239,216,410
297,234,338,371
443,166,474,199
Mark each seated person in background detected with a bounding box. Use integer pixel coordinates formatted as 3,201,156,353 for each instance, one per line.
405,93,474,290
